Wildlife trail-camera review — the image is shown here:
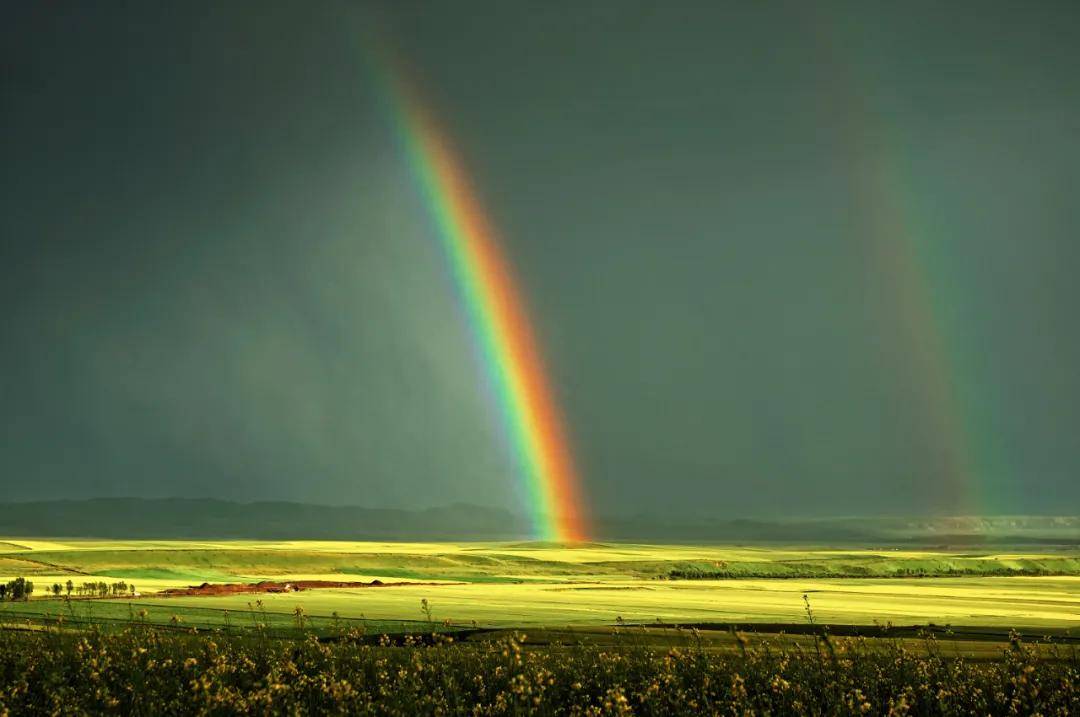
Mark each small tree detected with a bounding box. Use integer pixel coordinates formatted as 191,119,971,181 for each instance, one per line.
52,583,62,597
6,577,32,601
66,579,73,597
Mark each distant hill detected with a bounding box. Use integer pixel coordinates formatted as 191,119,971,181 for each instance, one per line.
0,499,1076,544
596,514,1080,546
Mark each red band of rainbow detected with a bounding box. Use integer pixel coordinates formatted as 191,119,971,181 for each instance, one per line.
369,48,589,542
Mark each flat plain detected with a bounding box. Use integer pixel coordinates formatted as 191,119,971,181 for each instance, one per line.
2,539,1079,634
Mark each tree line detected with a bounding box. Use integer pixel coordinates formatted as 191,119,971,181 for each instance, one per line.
0,578,136,601
0,577,34,601
67,580,137,598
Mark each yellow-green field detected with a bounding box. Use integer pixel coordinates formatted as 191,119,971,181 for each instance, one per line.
3,539,1079,632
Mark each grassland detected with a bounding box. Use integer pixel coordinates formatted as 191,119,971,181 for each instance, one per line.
3,539,1079,714
2,539,1079,635
1,622,1077,715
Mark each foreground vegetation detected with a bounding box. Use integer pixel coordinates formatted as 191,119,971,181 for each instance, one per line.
2,539,1078,712
0,624,1077,715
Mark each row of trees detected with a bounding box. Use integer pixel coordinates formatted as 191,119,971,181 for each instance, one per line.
0,577,34,601
0,578,137,601
66,580,136,598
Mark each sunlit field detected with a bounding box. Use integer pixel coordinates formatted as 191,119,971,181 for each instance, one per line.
3,539,1080,714
4,539,1079,633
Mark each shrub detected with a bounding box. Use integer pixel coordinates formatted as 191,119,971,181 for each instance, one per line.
0,626,1076,715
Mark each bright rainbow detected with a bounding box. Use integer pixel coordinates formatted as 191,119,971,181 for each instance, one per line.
367,47,588,542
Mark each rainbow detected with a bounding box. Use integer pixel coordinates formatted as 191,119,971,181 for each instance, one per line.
857,135,1011,514
810,17,1010,514
366,47,588,541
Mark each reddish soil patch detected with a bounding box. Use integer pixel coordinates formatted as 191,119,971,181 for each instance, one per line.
158,579,423,597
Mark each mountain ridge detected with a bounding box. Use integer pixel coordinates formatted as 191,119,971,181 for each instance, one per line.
0,498,1077,544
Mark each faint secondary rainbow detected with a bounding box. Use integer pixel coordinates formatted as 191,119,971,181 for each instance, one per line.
810,16,1011,513
366,46,588,541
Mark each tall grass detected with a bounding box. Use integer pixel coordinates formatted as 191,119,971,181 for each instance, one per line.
0,623,1076,715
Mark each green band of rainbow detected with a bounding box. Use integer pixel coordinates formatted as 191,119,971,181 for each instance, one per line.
367,47,588,541
810,12,1011,514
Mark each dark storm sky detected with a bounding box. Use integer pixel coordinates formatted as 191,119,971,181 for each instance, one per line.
2,1,1078,517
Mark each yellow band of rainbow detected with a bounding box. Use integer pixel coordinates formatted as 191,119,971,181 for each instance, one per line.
368,47,588,542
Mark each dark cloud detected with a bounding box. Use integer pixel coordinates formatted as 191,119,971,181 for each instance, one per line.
2,1,1078,518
